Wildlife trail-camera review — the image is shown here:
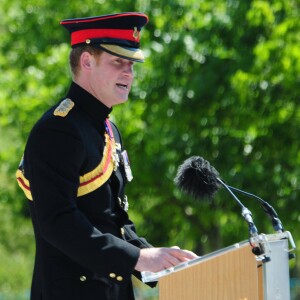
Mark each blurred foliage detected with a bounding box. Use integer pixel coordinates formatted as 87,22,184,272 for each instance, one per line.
0,0,299,298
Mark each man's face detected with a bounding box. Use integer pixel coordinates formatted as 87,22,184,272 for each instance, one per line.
88,51,134,107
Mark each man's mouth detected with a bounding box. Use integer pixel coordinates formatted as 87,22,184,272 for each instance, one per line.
116,83,128,90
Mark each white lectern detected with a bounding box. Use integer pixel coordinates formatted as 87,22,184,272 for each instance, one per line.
142,232,296,300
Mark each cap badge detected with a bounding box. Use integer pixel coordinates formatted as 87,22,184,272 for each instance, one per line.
133,27,140,40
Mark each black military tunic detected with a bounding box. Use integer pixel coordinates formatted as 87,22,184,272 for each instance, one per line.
17,82,152,300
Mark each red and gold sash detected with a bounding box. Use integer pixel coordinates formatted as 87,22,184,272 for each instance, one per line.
16,119,118,200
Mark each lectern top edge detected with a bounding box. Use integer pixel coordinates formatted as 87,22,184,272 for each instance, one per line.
141,231,296,283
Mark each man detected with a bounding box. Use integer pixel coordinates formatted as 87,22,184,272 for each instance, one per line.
16,12,197,300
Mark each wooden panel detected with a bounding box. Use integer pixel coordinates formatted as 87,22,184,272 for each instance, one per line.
159,244,261,300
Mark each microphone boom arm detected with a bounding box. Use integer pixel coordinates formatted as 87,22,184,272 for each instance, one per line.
226,185,284,233
217,178,259,237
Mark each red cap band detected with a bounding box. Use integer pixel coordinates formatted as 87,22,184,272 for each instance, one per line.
71,28,140,46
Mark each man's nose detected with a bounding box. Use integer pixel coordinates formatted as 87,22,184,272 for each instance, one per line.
123,64,134,77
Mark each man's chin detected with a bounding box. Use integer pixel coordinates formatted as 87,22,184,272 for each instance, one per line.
113,97,129,107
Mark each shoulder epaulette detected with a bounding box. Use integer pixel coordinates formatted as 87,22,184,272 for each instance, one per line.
53,98,75,117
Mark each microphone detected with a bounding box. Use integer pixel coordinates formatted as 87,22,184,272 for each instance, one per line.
174,156,259,237
174,156,222,200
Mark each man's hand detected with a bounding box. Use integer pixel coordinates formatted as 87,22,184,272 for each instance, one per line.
135,246,198,273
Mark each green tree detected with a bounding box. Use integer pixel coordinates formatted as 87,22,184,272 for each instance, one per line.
1,0,299,298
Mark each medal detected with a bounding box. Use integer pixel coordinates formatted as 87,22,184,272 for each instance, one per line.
121,150,133,182
118,196,129,212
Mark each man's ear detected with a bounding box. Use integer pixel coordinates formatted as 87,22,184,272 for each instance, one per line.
80,52,93,70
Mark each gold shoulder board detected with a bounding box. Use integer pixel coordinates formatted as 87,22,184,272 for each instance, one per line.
54,98,75,117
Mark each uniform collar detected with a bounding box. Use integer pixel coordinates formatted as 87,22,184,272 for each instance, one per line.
66,81,112,123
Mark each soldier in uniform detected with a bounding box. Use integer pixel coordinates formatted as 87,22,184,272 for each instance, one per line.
16,12,197,300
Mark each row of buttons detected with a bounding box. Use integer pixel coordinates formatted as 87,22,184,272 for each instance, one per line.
79,274,123,282
109,273,123,281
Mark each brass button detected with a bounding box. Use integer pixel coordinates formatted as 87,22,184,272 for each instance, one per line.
109,273,116,279
80,276,87,282
116,276,123,281
120,228,125,235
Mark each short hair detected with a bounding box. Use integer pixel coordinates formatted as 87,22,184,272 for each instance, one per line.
69,46,103,77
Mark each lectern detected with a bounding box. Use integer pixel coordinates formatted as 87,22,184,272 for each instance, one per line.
142,232,296,300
